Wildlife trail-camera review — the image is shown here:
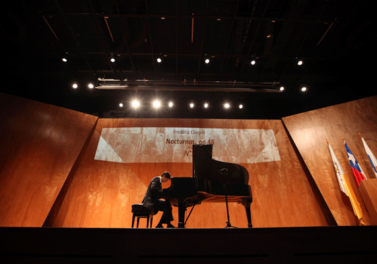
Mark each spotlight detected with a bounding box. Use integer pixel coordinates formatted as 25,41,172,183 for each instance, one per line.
224,103,230,109
205,58,210,64
88,83,94,89
110,58,115,63
132,100,140,108
298,60,303,65
72,83,78,89
301,87,307,92
204,103,208,108
119,103,123,107
157,58,162,63
62,58,67,62
168,102,173,107
280,86,284,91
239,104,243,109
190,103,194,108
153,100,161,108
251,60,256,65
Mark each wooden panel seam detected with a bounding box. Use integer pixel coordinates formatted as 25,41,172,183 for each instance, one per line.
282,120,337,226
43,118,99,227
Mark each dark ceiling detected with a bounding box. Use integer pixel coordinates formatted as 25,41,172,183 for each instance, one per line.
1,0,375,119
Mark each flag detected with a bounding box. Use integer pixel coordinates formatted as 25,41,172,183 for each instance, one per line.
344,141,367,186
328,142,365,225
328,144,347,195
361,136,377,178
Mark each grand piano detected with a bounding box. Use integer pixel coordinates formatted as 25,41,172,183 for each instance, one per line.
163,144,253,228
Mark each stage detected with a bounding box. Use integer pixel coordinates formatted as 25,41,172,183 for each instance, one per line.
1,226,376,263
1,95,377,263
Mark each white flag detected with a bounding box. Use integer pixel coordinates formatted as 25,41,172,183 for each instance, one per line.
361,137,377,178
328,144,348,195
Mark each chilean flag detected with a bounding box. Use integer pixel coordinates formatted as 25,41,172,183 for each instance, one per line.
344,142,367,186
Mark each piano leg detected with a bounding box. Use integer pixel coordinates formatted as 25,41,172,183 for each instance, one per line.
178,201,186,228
241,199,253,228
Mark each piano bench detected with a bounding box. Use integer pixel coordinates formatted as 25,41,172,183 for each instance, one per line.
131,204,154,228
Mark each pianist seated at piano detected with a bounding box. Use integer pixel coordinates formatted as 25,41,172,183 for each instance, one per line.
141,171,175,228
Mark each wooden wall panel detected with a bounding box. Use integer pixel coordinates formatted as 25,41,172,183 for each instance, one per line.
360,179,377,225
282,95,377,226
52,118,333,228
0,93,98,227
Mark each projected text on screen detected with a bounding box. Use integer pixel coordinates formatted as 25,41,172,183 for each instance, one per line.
94,127,280,164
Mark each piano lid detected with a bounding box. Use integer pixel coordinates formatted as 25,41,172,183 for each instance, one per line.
192,144,249,184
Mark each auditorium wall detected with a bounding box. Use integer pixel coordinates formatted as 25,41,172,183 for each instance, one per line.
282,95,377,226
49,118,333,228
0,93,98,227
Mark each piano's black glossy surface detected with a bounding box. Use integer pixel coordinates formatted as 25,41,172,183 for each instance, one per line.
163,144,253,228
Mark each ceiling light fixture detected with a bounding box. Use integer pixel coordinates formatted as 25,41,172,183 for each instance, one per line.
205,58,210,64
72,83,78,89
132,100,140,108
153,100,161,108
62,58,67,62
88,83,94,89
157,58,162,63
298,60,303,65
280,86,284,91
239,104,243,109
251,60,256,65
168,102,173,107
301,87,307,92
119,103,123,107
190,103,194,108
204,103,208,108
224,103,230,109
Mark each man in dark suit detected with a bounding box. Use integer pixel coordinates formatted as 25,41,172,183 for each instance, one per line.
142,171,174,228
